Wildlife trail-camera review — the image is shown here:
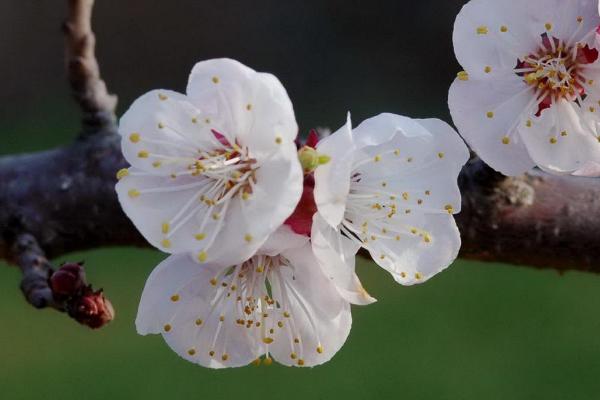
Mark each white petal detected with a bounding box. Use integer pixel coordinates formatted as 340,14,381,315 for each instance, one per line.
119,89,218,176
259,225,310,256
350,114,467,215
136,254,262,369
453,0,538,80
520,99,600,174
186,58,298,158
311,213,376,306
314,115,355,227
365,214,461,286
574,160,600,176
268,244,352,367
449,75,537,176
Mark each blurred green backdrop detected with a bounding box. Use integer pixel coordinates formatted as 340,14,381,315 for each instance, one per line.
2,1,600,399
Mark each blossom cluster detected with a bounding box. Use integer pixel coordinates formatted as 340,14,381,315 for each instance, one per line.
116,59,468,368
114,0,600,371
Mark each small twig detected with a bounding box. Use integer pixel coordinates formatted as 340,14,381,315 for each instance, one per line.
12,233,62,310
63,0,117,136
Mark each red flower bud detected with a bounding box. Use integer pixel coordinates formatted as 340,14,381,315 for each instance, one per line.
50,262,87,300
68,289,115,329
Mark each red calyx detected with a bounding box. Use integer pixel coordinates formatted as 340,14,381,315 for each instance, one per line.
285,130,322,236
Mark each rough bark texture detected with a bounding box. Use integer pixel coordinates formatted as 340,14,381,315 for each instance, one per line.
2,0,600,326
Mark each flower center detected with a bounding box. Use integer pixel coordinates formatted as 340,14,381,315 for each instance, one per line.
517,33,599,116
188,129,257,203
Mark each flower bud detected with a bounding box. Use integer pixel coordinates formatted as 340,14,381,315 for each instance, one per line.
50,262,87,300
68,289,115,329
298,146,331,174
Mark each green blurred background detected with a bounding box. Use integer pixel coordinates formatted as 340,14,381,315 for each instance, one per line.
2,1,600,399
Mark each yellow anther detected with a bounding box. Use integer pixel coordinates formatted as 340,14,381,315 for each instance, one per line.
137,150,149,158
195,233,206,241
500,25,508,32
212,76,220,84
561,131,568,137
209,351,215,357
549,137,558,144
476,26,488,35
411,228,418,235
161,222,170,234
256,266,264,273
407,157,413,163
187,349,196,356
212,213,220,220
221,354,229,361
252,358,261,367
152,161,162,168
394,149,401,156
484,66,492,73
374,155,382,162
170,294,180,302
400,272,407,278
438,152,445,159
395,235,401,241
502,136,510,145
262,337,274,344
129,132,141,143
163,324,172,332
415,272,423,280
209,278,217,286
486,111,494,119
116,168,129,180
290,352,297,360
244,234,253,243
425,190,431,196
457,71,469,81
198,251,208,262
402,192,409,201
277,321,284,328
590,107,596,113
316,345,324,354
263,357,273,366
195,319,203,326
423,234,432,243
246,103,253,111
283,311,290,318
158,93,168,101
241,191,250,201
297,359,305,366
526,120,532,128
191,117,198,124
577,16,584,23
444,204,454,214
161,239,171,248
219,315,225,322
275,136,283,144
545,22,553,31
158,122,164,129
128,189,140,198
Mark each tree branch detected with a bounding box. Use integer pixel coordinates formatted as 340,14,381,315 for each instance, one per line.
63,0,117,136
2,0,600,327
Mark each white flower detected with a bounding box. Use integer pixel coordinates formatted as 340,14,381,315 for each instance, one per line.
312,114,469,303
115,59,303,266
449,0,600,176
135,227,351,368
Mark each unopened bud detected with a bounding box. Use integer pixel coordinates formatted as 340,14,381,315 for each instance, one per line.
50,262,87,300
68,289,115,329
298,146,331,174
